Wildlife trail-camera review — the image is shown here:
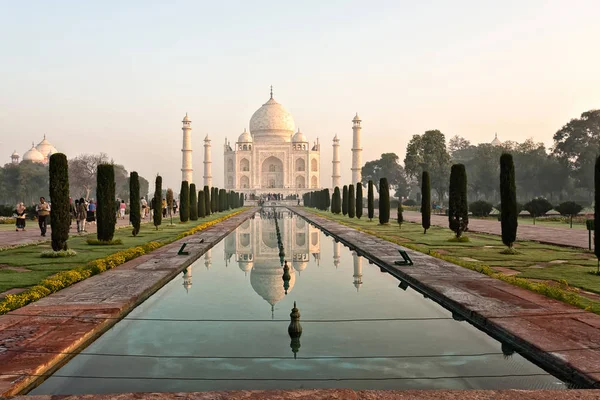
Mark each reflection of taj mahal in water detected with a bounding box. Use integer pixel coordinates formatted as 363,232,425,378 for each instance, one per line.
183,211,364,315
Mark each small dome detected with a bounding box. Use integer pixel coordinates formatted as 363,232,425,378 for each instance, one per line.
352,113,361,122
238,260,254,273
292,129,307,143
292,261,308,272
183,113,191,122
11,150,19,157
491,133,502,146
23,143,45,162
238,128,253,143
35,135,58,158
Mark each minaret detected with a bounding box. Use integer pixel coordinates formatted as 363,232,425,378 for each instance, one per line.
332,134,341,189
333,241,341,268
353,253,363,291
183,266,192,293
203,135,212,188
351,113,363,186
181,113,193,183
204,249,212,270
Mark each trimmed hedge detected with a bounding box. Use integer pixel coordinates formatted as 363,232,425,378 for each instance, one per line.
189,183,198,221
180,181,190,222
356,184,363,219
379,178,390,224
130,171,141,236
97,164,117,241
49,153,70,251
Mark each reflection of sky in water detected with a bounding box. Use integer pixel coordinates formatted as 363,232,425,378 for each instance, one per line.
32,211,566,395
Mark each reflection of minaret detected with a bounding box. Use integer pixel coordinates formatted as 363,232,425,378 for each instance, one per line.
333,242,341,268
204,249,212,270
332,134,341,189
183,266,192,293
203,135,212,188
181,113,193,183
353,253,363,291
351,113,362,186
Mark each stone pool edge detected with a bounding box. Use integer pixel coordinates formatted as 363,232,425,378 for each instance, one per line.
0,208,259,397
291,207,600,389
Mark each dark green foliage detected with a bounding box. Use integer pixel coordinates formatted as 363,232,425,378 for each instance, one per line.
523,197,553,224
332,187,341,214
129,171,141,236
198,190,206,218
403,199,417,206
342,185,348,216
219,189,226,212
240,192,244,207
586,219,594,230
49,153,70,251
421,171,431,234
97,164,117,240
397,201,404,228
324,188,331,210
596,156,600,267
212,187,218,213
189,183,198,221
367,180,374,221
204,185,211,215
379,178,390,224
153,175,162,229
356,184,363,219
448,164,468,238
470,200,493,217
348,184,356,218
180,181,190,222
555,201,583,228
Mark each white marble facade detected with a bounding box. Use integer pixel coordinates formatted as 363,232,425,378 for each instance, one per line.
223,90,320,194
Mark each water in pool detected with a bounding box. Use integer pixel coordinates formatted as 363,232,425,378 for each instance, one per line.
32,209,565,394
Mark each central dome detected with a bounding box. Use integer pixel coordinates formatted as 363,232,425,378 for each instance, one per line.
249,96,295,142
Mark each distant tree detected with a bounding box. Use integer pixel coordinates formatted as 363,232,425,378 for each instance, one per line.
153,175,162,229
332,187,341,214
555,201,583,228
523,198,553,225
348,184,356,218
469,200,493,217
367,180,374,221
356,183,363,219
189,183,198,221
397,201,404,229
97,164,117,240
403,199,417,206
448,164,468,238
68,153,109,199
362,153,409,198
595,156,600,273
342,185,348,216
448,135,472,156
129,171,141,236
404,130,451,202
379,178,390,224
166,188,174,225
204,185,211,215
49,153,70,250
180,181,190,222
421,171,431,234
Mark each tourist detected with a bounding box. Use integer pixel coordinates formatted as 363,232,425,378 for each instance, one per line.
77,197,87,233
173,199,178,215
119,199,126,219
149,196,155,220
15,202,26,231
87,199,96,224
141,197,148,219
162,198,167,218
36,196,50,237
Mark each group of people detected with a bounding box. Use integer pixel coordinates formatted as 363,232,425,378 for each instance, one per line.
13,197,52,236
73,198,97,233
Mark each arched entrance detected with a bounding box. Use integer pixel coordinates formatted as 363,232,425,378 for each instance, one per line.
261,156,284,189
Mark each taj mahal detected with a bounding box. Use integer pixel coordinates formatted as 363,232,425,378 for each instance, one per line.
179,87,364,195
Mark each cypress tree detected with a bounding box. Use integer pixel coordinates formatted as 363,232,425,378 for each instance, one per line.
397,201,404,229
153,175,162,229
198,190,206,218
367,180,374,221
211,187,218,213
180,181,190,222
500,154,518,250
219,189,226,212
204,185,211,216
166,188,174,225
448,164,468,238
240,192,244,207
342,185,348,216
379,178,390,224
422,171,431,234
332,187,341,214
325,188,331,211
356,183,363,219
348,184,356,218
129,171,141,236
189,183,198,221
49,153,70,250
97,164,117,240
595,156,600,273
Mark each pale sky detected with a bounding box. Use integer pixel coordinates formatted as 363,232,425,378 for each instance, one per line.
1,0,599,190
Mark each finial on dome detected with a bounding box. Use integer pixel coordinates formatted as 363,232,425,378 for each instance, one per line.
270,85,273,99
43,134,46,139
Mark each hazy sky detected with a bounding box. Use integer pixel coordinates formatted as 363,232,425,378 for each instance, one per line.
1,0,599,190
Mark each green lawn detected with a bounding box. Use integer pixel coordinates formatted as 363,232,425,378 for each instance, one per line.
471,216,588,229
304,209,600,298
0,211,236,293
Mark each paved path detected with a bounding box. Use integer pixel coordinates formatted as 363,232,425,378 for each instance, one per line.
0,217,151,248
293,207,600,388
0,209,257,396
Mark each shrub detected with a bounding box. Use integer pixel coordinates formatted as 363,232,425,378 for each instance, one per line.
470,200,494,217
403,199,417,206
153,175,162,229
332,187,341,214
499,153,518,249
41,249,77,258
198,190,205,218
348,184,356,218
86,238,123,245
49,153,70,251
421,171,431,234
180,181,190,222
324,188,331,211
97,164,117,241
448,164,468,238
240,192,244,207
204,185,211,216
523,198,553,224
189,183,198,221
166,188,174,224
342,185,348,216
356,184,363,219
397,201,403,228
211,187,217,213
130,171,141,236
379,178,390,224
555,201,583,228
368,180,375,221
219,189,227,212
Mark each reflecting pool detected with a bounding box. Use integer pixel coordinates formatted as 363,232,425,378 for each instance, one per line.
33,209,566,394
